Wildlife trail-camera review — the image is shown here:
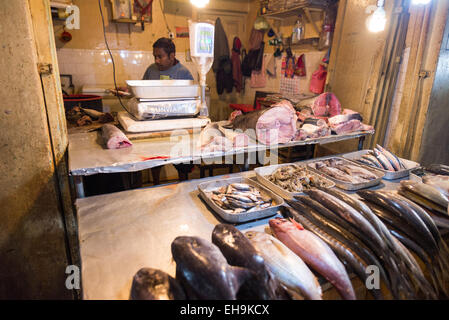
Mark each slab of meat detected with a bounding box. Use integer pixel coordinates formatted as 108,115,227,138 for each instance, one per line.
330,119,373,135
328,111,373,135
308,93,341,117
199,122,246,152
228,100,297,145
328,113,363,126
101,124,133,149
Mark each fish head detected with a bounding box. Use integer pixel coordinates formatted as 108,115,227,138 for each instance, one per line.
268,217,302,235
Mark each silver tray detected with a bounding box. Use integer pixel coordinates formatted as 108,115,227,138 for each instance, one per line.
126,80,199,99
255,163,335,200
342,149,420,180
306,157,385,191
128,97,200,120
198,177,284,223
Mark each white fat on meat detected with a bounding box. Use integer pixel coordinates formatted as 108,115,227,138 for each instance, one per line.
256,100,297,145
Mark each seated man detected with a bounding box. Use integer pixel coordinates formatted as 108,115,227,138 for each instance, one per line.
143,37,194,80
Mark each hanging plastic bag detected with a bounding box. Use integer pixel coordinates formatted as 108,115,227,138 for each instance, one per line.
254,16,270,31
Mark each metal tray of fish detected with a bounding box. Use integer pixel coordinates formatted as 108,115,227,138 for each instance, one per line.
254,163,335,200
342,150,420,180
198,177,284,223
305,157,385,191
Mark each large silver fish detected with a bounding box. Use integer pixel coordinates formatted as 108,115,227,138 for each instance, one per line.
422,175,449,198
244,230,323,300
269,217,356,300
400,180,448,209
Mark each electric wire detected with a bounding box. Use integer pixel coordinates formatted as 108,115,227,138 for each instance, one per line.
159,0,172,35
98,0,133,116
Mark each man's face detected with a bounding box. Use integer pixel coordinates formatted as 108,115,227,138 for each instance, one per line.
154,47,175,71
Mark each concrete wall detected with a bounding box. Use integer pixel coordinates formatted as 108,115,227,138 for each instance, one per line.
0,0,73,299
419,6,449,165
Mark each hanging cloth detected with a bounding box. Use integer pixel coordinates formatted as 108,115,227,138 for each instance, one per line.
231,37,243,93
250,55,267,88
294,54,306,77
212,18,233,94
212,18,230,73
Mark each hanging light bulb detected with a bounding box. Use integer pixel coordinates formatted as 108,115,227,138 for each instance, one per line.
412,0,431,5
366,0,386,33
190,0,210,8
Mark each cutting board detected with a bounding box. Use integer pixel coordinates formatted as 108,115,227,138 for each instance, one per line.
117,111,210,133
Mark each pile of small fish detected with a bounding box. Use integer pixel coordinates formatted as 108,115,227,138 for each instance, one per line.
266,164,332,193
206,183,274,214
355,145,409,172
286,186,449,300
308,158,379,184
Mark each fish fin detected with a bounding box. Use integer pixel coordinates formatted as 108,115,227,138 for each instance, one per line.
289,217,304,230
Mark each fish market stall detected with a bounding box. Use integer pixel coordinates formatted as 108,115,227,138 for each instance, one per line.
76,150,449,300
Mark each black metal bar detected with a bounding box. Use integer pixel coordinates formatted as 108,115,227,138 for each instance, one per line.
358,136,366,150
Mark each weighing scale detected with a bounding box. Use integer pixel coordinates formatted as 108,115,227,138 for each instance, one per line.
117,21,215,133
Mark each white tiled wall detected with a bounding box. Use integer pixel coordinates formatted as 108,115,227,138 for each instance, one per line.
56,48,199,93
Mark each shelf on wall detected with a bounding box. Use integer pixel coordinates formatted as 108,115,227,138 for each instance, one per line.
112,18,138,24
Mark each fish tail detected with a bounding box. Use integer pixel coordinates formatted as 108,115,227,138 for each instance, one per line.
435,257,449,297
431,261,449,298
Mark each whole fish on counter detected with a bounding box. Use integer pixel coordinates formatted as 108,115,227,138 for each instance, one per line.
269,217,356,300
357,190,449,296
305,189,387,253
365,201,448,298
357,190,439,254
244,230,323,300
171,236,251,299
266,164,332,193
303,188,419,299
283,204,384,300
206,183,274,214
422,175,449,198
130,268,186,300
400,180,448,209
211,224,288,300
423,164,449,176
316,186,430,289
398,187,448,215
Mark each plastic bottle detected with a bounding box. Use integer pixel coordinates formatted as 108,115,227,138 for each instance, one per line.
292,15,305,44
